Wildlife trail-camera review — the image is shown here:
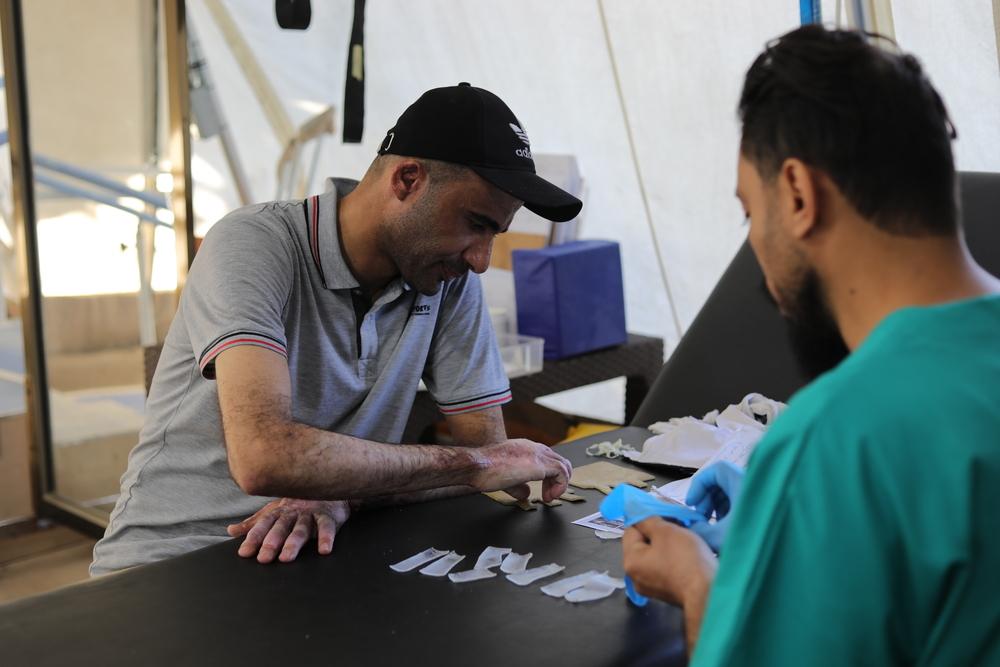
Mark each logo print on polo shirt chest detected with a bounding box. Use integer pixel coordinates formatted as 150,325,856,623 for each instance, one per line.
412,304,431,315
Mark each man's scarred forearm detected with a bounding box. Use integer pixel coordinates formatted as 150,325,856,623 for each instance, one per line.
350,485,476,511
230,415,488,500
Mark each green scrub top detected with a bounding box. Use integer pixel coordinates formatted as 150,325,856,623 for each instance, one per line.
692,294,1000,666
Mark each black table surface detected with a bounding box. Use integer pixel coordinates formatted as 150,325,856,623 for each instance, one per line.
1,427,693,667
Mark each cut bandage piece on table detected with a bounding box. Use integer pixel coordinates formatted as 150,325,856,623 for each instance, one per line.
448,569,497,583
473,546,512,570
483,482,586,511
506,563,565,586
389,548,449,573
419,551,465,577
564,574,626,603
569,461,655,495
595,530,622,540
500,552,533,574
540,570,604,598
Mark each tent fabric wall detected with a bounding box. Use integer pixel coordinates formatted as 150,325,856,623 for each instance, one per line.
186,0,1000,421
600,0,800,333
187,0,803,350
893,3,1000,173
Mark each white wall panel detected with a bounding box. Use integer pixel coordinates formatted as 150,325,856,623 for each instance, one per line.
185,1,999,422
601,0,800,333
189,0,675,349
892,1,1000,172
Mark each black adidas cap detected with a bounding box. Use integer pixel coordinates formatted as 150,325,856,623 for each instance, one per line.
377,83,583,222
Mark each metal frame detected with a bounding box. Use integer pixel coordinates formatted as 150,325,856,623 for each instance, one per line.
845,0,896,38
165,0,195,290
0,0,194,533
0,0,52,526
993,0,1000,77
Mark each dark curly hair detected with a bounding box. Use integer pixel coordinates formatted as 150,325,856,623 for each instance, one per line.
739,25,958,236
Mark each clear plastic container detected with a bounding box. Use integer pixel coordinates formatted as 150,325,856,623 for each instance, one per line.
496,333,544,378
488,307,512,335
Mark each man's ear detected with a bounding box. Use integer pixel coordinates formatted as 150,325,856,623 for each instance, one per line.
777,158,821,240
389,160,426,202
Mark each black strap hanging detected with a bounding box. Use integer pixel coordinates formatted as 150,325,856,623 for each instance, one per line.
275,0,312,30
342,0,366,143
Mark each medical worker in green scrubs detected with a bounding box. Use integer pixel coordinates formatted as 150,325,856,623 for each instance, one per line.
622,25,1000,665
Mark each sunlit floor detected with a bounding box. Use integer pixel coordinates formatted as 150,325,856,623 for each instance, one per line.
0,521,95,604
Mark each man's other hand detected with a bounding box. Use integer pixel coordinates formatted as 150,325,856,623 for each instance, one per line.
472,439,573,503
226,498,351,564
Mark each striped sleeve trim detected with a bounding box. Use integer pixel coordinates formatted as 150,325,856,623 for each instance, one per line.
437,388,513,415
198,330,288,379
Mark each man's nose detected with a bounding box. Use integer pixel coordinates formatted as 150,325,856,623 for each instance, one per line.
463,236,494,274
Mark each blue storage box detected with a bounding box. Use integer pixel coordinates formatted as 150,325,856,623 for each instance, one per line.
512,240,627,360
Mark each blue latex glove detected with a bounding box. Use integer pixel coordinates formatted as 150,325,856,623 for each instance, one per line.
600,484,707,606
685,460,745,553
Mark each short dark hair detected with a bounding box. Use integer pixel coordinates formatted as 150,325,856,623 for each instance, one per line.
365,154,470,186
739,25,958,236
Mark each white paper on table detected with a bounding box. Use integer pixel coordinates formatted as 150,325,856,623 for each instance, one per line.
719,393,785,429
540,570,604,598
655,478,693,505
627,417,725,468
657,433,760,504
628,393,784,469
389,548,448,573
505,563,565,586
595,530,622,540
572,511,625,535
448,569,497,583
473,546,512,571
500,552,532,574
703,432,758,469
419,552,465,577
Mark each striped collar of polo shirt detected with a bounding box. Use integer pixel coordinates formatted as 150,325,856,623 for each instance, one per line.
302,177,410,298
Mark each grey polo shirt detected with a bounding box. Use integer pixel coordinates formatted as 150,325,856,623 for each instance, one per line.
91,178,510,576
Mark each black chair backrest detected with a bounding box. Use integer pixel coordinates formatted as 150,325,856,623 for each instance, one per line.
630,241,809,426
960,171,1000,274
632,171,1000,426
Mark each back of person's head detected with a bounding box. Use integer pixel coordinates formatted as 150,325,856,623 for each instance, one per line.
739,24,958,236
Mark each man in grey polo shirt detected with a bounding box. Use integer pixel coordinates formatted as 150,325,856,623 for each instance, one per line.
91,84,582,575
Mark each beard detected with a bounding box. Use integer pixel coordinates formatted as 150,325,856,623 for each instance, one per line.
761,270,850,380
378,196,452,296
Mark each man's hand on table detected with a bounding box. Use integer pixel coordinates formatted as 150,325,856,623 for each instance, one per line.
623,517,718,653
227,498,351,564
471,438,573,503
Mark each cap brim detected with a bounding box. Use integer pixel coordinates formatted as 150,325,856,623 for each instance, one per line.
470,166,583,222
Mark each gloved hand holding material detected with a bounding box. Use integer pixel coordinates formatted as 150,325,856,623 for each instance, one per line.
685,460,745,553
600,484,706,605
